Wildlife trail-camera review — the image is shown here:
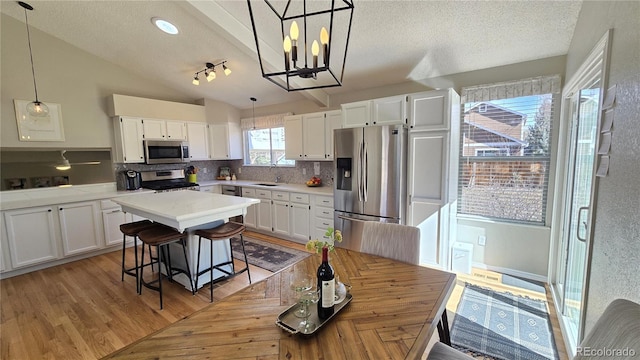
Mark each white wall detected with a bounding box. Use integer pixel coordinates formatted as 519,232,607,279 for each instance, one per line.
563,1,640,335
1,14,198,149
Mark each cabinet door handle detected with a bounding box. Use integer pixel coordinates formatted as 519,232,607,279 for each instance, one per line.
48,209,52,212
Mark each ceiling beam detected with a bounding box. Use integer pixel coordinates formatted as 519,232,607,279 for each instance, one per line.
184,0,329,107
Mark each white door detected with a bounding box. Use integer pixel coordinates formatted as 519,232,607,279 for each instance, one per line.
257,199,272,232
290,203,310,243
210,124,230,159
165,121,187,140
284,115,303,159
58,201,103,256
302,113,326,160
324,110,342,160
373,95,406,126
142,118,166,139
408,132,447,204
119,117,145,163
341,100,371,128
103,209,132,247
187,122,210,160
4,206,59,268
272,200,290,236
409,90,450,130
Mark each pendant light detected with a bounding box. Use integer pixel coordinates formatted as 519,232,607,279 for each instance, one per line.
19,1,49,117
250,97,257,130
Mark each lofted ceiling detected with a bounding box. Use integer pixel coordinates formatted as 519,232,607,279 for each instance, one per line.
1,0,583,110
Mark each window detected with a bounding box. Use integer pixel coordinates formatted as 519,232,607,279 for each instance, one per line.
241,113,294,166
458,75,561,224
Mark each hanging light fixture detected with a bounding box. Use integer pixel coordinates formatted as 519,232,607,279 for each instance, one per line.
250,97,257,129
19,1,49,117
247,0,354,92
55,150,71,171
191,61,230,85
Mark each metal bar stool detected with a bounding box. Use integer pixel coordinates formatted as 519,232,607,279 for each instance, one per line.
194,222,251,302
138,224,195,309
120,220,156,293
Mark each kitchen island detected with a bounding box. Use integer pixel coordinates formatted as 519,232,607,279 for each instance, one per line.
103,246,456,359
113,191,259,290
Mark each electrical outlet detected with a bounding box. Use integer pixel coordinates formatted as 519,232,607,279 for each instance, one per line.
314,162,321,175
478,235,486,246
302,168,307,175
238,167,242,174
202,167,208,174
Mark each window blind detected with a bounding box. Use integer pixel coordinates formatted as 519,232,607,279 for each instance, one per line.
458,75,561,224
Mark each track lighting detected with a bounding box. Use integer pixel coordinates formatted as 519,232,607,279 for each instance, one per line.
191,61,230,85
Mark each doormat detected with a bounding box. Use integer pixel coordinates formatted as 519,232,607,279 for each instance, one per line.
230,236,311,273
450,283,558,360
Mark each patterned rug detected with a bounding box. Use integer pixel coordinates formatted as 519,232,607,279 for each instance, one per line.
230,236,311,273
451,283,558,360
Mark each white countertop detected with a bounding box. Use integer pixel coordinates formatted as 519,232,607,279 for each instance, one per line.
197,180,334,196
0,183,154,211
113,191,259,231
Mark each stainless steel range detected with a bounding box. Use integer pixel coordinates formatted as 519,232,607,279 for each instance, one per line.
140,169,199,192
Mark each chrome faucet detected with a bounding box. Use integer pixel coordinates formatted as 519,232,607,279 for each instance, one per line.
275,175,281,183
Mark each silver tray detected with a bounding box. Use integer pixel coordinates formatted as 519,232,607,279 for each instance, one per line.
276,293,353,336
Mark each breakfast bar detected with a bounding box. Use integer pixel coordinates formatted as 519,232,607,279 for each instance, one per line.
103,247,457,359
112,191,259,289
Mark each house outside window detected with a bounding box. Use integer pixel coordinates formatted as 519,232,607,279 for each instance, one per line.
241,113,294,167
458,75,561,224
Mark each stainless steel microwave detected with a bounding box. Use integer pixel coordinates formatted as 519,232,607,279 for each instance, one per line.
144,140,190,164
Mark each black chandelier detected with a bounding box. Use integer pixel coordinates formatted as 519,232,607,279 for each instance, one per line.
247,0,354,92
192,61,231,85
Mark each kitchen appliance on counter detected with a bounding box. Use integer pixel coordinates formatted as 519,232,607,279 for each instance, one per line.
333,125,407,251
124,170,142,190
144,140,190,164
140,169,199,192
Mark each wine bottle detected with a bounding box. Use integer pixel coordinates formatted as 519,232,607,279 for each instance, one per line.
317,246,335,320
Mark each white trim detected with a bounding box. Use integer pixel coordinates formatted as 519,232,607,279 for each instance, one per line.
471,262,547,283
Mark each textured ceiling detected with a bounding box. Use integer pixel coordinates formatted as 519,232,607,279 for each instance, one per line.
1,0,582,109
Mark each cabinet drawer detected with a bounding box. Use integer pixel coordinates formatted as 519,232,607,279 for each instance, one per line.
315,206,333,219
255,189,272,199
272,191,290,201
101,199,121,210
290,193,310,204
315,217,334,229
242,188,256,197
315,196,334,207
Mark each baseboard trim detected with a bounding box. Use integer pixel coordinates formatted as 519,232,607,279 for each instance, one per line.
471,262,548,283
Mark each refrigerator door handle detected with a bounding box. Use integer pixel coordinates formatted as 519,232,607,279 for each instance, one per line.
337,214,369,223
357,141,363,201
363,141,368,202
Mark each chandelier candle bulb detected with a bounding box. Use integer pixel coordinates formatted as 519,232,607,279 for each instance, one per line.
312,40,319,69
320,27,329,65
283,36,292,71
290,21,299,63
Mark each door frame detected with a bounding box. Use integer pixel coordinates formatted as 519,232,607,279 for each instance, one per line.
548,30,612,355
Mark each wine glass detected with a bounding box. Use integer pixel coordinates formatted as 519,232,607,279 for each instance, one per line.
290,272,312,318
298,289,320,334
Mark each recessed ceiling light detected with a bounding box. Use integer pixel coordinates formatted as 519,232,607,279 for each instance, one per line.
152,17,178,35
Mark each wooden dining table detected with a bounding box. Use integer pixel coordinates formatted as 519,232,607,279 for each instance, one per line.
103,246,456,360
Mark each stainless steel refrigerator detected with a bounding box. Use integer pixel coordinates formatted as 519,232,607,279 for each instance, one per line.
333,125,407,251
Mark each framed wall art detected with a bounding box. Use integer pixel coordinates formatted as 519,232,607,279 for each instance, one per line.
14,99,65,142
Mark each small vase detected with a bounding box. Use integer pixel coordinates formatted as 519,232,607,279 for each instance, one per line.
187,174,197,183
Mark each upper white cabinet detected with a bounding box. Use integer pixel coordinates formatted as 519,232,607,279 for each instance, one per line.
113,117,145,163
324,110,342,160
408,89,456,131
284,115,304,159
186,122,210,160
142,119,187,140
373,95,407,126
209,122,242,160
302,113,326,160
341,100,371,128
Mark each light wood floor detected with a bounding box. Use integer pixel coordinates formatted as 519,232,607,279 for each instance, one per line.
0,232,566,360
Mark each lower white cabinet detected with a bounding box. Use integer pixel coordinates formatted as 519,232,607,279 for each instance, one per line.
254,189,273,232
4,206,59,268
290,193,311,243
58,201,104,256
272,200,290,236
101,200,132,247
199,185,221,194
312,195,334,241
241,188,257,228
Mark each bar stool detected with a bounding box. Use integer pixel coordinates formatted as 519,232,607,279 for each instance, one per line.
120,220,156,293
138,224,195,309
194,222,251,302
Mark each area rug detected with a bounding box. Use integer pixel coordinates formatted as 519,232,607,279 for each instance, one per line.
450,283,558,360
230,236,311,273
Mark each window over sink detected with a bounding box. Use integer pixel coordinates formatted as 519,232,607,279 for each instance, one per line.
241,112,295,167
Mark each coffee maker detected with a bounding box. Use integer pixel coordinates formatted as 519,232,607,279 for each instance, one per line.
123,170,142,190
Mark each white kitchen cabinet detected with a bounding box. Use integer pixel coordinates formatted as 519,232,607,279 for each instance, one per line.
58,201,103,256
186,122,210,160
272,200,290,237
341,100,371,128
312,195,334,241
254,189,272,232
199,185,221,194
209,123,242,160
101,200,132,247
241,188,257,228
408,132,448,204
142,119,187,140
290,193,310,243
302,113,326,160
373,95,407,126
408,89,456,131
324,110,342,160
4,206,59,268
284,115,304,159
113,116,145,163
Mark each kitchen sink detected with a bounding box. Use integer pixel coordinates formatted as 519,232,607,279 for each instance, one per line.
255,183,278,186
